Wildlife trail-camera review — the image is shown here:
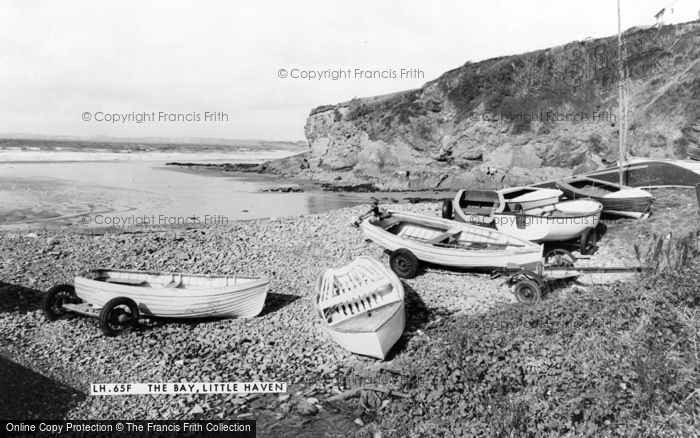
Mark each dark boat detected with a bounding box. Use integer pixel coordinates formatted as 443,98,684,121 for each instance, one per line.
555,176,653,219
580,158,700,188
688,144,700,161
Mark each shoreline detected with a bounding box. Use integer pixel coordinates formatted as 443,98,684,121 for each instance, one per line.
0,163,452,231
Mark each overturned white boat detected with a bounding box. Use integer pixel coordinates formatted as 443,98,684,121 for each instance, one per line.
314,257,405,360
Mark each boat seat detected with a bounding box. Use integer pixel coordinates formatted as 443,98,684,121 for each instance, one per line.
426,229,462,245
317,278,392,310
463,206,496,215
104,278,147,286
379,216,402,229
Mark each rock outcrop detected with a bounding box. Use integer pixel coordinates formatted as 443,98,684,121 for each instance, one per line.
276,21,700,190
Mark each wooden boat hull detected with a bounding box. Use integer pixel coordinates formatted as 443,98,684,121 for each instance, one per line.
74,269,270,319
452,187,561,224
314,257,405,360
501,187,562,210
360,211,543,269
322,302,405,360
556,177,653,219
493,200,602,242
452,190,498,224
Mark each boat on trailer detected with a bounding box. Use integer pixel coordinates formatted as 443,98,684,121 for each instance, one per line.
314,256,405,360
444,187,562,224
357,209,543,278
492,199,603,246
555,176,654,219
42,269,270,336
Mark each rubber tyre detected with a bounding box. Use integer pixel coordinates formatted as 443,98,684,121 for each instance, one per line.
441,199,453,219
99,297,139,337
389,249,419,279
514,279,542,304
544,248,577,267
579,227,599,255
42,284,77,321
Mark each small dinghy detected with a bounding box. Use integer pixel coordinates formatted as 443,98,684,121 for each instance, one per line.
444,187,562,224
314,257,405,360
556,176,653,219
492,199,603,244
43,269,270,336
356,209,543,278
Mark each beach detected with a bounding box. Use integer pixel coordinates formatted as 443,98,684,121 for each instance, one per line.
1,187,697,436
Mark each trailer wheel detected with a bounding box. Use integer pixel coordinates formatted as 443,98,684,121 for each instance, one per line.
441,199,453,219
580,227,598,255
389,249,419,279
544,248,577,267
99,297,139,337
42,284,78,321
513,279,542,304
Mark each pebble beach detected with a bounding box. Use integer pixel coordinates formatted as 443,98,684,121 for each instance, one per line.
0,187,698,436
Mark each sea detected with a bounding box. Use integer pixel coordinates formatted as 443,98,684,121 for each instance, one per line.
0,140,440,229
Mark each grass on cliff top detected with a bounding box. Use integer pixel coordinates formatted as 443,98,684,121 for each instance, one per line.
380,230,700,438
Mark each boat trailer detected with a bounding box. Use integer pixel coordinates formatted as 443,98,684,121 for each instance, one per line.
42,285,140,336
493,257,647,304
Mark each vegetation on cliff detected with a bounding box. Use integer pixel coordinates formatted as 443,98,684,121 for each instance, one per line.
296,21,700,190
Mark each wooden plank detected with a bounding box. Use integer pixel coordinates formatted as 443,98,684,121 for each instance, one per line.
104,278,147,286
317,279,391,309
426,230,461,245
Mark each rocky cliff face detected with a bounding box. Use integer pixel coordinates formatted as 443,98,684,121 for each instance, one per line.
277,21,700,190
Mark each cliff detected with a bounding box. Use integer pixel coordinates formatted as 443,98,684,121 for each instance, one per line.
273,21,700,190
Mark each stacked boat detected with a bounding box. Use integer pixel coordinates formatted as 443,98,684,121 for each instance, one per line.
555,176,653,219
493,199,602,244
444,186,563,224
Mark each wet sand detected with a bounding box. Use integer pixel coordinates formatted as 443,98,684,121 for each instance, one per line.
0,161,450,229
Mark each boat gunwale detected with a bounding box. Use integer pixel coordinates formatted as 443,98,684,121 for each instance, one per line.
493,201,603,220
87,268,265,282
375,211,541,251
325,301,405,334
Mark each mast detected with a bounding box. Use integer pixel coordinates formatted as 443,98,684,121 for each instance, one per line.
617,0,625,187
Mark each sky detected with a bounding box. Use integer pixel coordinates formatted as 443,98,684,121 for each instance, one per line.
0,0,697,141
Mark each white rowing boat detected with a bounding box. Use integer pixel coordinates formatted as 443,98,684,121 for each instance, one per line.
314,257,405,360
492,199,603,242
73,269,270,319
358,210,543,274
